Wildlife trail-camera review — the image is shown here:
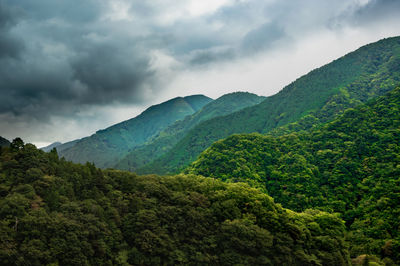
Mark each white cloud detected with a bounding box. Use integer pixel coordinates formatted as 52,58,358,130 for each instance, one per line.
163,26,400,100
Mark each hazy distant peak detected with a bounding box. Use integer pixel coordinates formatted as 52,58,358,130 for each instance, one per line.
0,136,10,147
40,142,62,152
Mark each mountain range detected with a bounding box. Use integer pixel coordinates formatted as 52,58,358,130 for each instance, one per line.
47,37,400,176
114,92,266,172
56,95,213,168
136,36,400,174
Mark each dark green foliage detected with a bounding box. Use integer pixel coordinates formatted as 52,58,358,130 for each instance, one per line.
186,87,400,263
0,136,10,148
143,36,400,174
115,92,266,172
0,141,350,265
58,95,212,168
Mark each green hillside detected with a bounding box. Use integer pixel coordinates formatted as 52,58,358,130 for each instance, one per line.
115,92,266,172
58,95,212,168
187,87,400,264
0,137,10,148
0,140,349,265
140,36,400,174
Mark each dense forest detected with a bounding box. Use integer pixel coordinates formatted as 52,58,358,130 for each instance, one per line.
0,141,349,265
139,36,400,175
187,87,400,264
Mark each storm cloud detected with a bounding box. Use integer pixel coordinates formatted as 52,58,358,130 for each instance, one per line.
0,0,399,145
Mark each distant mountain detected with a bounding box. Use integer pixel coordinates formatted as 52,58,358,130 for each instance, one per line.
51,139,79,153
40,142,62,152
58,95,212,168
138,36,400,174
186,87,400,264
0,136,10,147
115,92,266,171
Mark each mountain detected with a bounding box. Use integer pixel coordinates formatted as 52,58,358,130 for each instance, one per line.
58,95,212,168
0,140,350,265
115,92,266,172
40,142,62,152
138,36,400,174
0,136,10,147
186,87,400,264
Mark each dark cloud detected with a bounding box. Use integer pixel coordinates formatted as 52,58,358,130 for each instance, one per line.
12,0,104,22
0,0,157,121
188,47,235,66
241,23,286,54
0,2,24,59
353,0,400,23
71,43,154,104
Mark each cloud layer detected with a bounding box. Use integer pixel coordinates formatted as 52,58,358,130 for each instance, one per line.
0,0,399,144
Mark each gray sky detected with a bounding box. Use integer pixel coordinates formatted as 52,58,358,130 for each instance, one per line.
1,0,400,147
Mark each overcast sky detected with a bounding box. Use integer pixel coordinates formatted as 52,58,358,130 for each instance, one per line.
1,0,400,147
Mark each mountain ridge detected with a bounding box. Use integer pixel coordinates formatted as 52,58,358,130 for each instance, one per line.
115,92,266,171
58,94,212,168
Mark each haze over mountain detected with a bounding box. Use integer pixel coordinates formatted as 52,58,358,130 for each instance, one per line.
137,36,400,174
40,142,62,153
58,95,212,168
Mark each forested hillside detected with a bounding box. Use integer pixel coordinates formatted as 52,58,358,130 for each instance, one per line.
115,92,266,172
140,36,400,174
58,95,212,168
187,87,400,264
0,140,350,265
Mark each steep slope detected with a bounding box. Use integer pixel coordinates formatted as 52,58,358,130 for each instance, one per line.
115,92,266,171
0,136,10,147
140,36,400,174
59,95,212,168
0,140,350,265
187,87,400,263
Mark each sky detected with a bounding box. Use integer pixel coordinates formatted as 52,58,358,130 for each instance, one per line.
1,0,400,147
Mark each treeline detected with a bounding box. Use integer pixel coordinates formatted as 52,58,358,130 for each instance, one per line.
187,87,400,264
0,140,349,265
